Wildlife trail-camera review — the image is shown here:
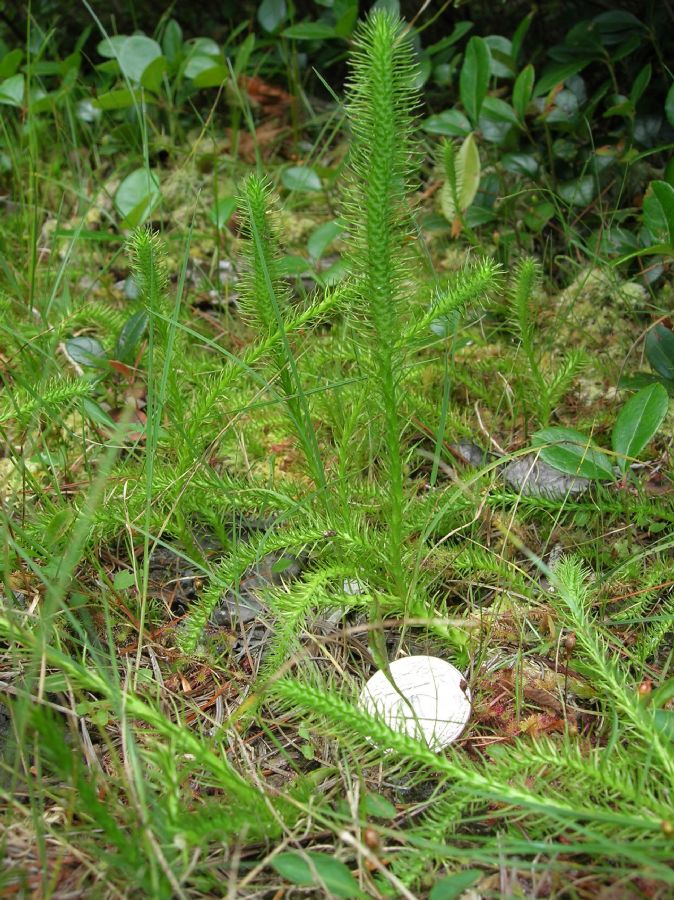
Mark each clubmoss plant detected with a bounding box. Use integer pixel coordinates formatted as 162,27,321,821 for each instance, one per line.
507,257,584,426
341,11,419,599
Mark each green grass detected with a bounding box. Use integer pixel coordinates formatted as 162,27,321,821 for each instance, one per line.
1,9,674,898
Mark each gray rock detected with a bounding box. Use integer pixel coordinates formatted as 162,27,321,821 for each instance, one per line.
502,455,589,499
210,551,306,628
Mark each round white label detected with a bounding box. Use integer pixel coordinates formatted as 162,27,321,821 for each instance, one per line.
359,655,471,751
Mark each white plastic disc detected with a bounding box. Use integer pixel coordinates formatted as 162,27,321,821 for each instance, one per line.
359,655,471,751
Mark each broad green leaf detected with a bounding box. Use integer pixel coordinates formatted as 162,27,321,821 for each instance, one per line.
460,36,491,125
612,383,668,472
532,427,614,481
666,83,674,129
272,851,365,898
334,2,359,38
308,220,343,259
282,22,338,40
422,109,472,137
0,48,23,79
440,133,481,222
184,54,221,80
115,311,148,365
429,870,483,900
535,60,591,96
0,74,24,107
484,35,514,78
501,152,538,175
654,709,674,741
558,175,596,208
618,373,674,396
119,35,162,83
162,19,183,64
276,255,312,275
630,63,651,106
524,200,555,232
210,196,237,229
115,168,161,227
65,336,107,369
192,65,228,88
140,55,166,93
511,11,534,63
363,792,397,820
113,570,137,590
481,96,519,127
512,64,534,121
282,165,322,192
188,37,220,56
97,35,128,59
645,324,674,380
650,181,674,247
258,0,287,32
92,88,145,110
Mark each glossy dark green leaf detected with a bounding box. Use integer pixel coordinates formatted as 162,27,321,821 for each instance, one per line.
115,311,148,365
282,22,338,40
535,60,591,96
460,36,491,125
65,336,107,369
666,83,674,129
612,383,668,472
512,64,534,120
484,35,514,78
422,109,472,137
645,324,674,380
630,63,651,106
650,181,674,247
481,96,519,127
558,175,596,208
532,427,614,480
618,373,674,397
511,11,534,63
501,152,538,175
